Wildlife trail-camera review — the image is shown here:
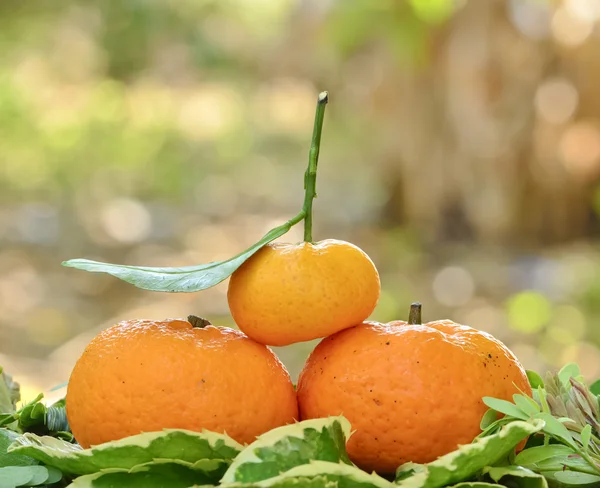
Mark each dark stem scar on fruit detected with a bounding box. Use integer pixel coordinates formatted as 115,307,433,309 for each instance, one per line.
188,316,212,328
408,303,422,325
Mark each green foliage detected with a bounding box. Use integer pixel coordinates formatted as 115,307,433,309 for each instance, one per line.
4,367,600,487
67,460,224,488
0,393,71,441
221,417,352,484
0,465,61,488
395,420,544,488
9,429,241,477
0,430,37,468
482,364,600,485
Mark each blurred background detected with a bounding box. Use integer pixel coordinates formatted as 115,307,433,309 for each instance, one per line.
2,0,600,401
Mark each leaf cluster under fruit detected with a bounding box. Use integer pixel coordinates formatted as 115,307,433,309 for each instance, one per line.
0,393,71,443
481,362,600,486
0,406,548,487
3,362,600,487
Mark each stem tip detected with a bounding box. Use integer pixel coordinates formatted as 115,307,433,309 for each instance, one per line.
188,315,212,328
408,303,422,325
318,91,329,104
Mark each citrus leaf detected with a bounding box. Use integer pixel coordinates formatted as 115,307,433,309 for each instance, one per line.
222,461,393,488
483,466,548,488
513,444,576,466
9,428,242,476
68,459,223,488
48,382,68,393
62,216,302,293
552,471,600,485
526,371,544,389
0,430,38,468
482,397,529,420
395,419,544,488
221,417,352,484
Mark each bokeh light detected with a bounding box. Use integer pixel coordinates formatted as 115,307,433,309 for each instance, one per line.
2,0,600,397
432,266,475,307
506,291,552,334
551,5,594,46
534,78,579,125
559,121,600,178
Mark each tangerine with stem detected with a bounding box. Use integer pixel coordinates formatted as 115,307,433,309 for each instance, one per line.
297,303,532,473
66,316,298,448
227,93,380,346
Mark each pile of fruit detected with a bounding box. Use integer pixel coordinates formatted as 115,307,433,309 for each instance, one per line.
2,92,600,488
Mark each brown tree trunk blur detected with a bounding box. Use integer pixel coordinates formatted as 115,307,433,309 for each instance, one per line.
374,0,600,247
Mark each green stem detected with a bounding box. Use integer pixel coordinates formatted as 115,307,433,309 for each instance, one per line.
302,91,329,243
576,448,600,476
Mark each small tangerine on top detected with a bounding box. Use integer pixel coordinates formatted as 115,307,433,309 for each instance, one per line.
227,238,380,346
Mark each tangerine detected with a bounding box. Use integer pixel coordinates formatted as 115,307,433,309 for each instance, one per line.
297,303,531,474
227,239,380,346
66,317,298,448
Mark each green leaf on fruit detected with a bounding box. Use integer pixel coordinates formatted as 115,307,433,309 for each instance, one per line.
0,430,38,468
222,461,392,488
68,459,224,488
223,478,336,488
221,417,352,484
9,428,242,476
482,465,548,488
62,216,303,293
395,419,544,488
